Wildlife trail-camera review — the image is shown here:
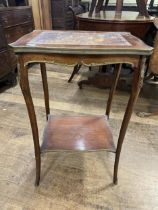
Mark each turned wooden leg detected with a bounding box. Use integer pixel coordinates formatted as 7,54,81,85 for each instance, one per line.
113,56,146,184
19,57,41,186
40,63,50,120
68,64,82,83
106,64,122,118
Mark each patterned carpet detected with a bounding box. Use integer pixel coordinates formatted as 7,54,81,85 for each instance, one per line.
0,64,158,210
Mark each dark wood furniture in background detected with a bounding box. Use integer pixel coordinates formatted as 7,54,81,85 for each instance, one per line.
51,0,80,29
0,6,34,83
0,21,13,83
7,0,28,6
0,6,34,43
148,18,158,76
68,0,155,84
148,0,158,16
89,0,149,17
68,11,154,84
51,0,88,30
77,11,154,39
138,18,158,117
10,30,152,186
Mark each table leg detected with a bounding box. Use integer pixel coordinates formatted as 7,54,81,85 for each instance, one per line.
68,64,82,83
96,0,104,12
144,72,155,81
103,0,109,10
113,57,146,184
89,0,97,16
19,57,41,186
136,0,149,17
106,64,122,118
116,0,123,12
40,63,50,120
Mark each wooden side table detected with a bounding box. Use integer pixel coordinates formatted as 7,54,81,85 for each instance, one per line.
10,30,153,186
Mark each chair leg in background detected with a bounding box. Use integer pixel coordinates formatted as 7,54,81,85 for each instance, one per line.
68,64,82,83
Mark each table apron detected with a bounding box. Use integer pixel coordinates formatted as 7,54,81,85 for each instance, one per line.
18,53,140,68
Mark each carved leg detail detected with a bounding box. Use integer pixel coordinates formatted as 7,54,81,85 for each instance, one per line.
40,63,50,120
19,57,41,186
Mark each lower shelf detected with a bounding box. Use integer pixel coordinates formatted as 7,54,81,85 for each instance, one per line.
41,115,115,152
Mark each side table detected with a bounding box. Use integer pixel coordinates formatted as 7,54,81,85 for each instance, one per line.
10,30,153,186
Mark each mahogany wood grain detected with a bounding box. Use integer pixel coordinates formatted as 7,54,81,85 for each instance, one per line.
41,115,115,152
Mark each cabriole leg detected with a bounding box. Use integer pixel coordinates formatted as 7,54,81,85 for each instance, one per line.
113,57,146,184
19,57,41,186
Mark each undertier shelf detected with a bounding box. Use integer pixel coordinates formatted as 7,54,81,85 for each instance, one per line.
41,115,115,152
